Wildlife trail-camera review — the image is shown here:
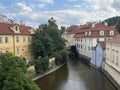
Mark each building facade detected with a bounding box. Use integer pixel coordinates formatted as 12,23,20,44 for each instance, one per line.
91,41,106,68
0,23,35,61
74,22,118,60
104,35,120,85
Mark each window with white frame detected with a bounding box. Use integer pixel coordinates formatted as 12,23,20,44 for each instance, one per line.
109,31,114,36
89,31,91,36
16,48,20,54
23,37,26,42
112,49,115,63
5,37,8,43
116,51,119,65
0,37,2,43
85,32,88,36
100,31,104,36
107,48,109,60
16,37,19,42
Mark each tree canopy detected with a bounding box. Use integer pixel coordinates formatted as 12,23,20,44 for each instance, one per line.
32,18,66,58
0,52,40,90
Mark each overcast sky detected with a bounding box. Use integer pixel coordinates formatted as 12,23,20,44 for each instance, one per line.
0,0,120,28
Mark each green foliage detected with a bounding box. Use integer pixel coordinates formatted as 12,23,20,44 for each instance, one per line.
35,56,49,74
59,50,69,64
54,50,69,65
104,16,120,26
53,52,62,65
115,19,120,33
0,52,40,90
32,17,66,58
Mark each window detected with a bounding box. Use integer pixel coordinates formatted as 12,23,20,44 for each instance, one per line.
28,46,31,52
89,31,91,36
5,37,8,43
110,31,114,36
28,37,31,42
107,48,109,61
81,45,82,49
16,48,19,54
100,31,104,36
6,49,9,52
0,37,2,43
116,51,119,65
0,51,2,55
85,32,88,36
112,49,114,63
16,37,19,42
15,26,18,31
23,37,26,42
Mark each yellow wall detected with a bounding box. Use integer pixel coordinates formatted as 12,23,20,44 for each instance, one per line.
0,35,14,54
105,42,120,85
0,34,34,61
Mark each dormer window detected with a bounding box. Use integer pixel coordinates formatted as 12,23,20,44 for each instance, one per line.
100,31,104,36
89,31,91,36
109,31,114,36
15,26,18,31
85,32,88,36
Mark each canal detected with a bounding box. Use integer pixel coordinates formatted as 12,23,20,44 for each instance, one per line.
35,59,117,90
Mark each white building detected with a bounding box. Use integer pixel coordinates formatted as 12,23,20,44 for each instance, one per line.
74,22,118,61
62,25,80,48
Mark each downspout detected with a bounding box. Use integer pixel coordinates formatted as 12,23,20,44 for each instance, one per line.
13,33,15,55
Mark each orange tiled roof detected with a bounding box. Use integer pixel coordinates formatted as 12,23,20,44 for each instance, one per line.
0,22,34,35
73,23,118,38
108,35,120,44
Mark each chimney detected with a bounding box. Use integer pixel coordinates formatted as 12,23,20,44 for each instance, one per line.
92,22,96,28
20,20,25,25
104,22,108,26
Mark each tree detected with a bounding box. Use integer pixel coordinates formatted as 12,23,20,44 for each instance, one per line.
33,18,66,58
115,19,120,33
0,52,40,90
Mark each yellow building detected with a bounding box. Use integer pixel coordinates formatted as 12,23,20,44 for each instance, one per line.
0,22,35,61
105,35,120,85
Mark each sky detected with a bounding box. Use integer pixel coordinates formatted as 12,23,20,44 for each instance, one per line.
0,0,120,28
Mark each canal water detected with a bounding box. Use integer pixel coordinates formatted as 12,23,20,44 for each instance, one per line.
35,59,117,90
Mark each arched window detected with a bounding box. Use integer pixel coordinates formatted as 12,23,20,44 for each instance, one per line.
100,31,104,36
109,31,114,36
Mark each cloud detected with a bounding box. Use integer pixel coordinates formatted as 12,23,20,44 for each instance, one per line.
112,0,120,11
38,4,46,8
68,0,79,1
37,0,54,4
12,2,32,13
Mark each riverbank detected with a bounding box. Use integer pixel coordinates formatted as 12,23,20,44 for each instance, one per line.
32,63,66,81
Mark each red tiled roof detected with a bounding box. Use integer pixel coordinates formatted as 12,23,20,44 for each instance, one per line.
90,23,116,31
74,33,85,38
108,34,120,44
99,41,106,50
0,23,34,35
0,23,14,34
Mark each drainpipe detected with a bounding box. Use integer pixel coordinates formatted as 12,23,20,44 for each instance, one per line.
13,33,15,55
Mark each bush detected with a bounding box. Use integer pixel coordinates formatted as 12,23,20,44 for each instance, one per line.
60,50,69,64
53,50,69,65
53,52,62,65
35,56,49,74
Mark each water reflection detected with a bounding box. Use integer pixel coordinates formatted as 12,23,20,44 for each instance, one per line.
35,59,117,90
